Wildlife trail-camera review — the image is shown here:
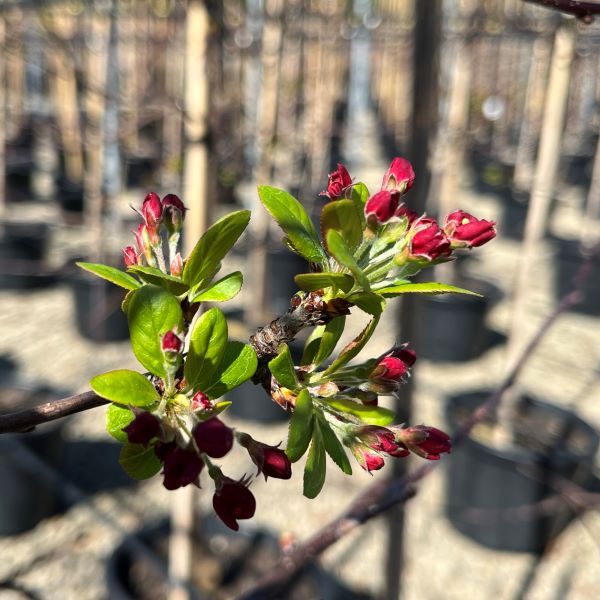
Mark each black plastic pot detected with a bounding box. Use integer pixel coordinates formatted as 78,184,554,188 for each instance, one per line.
106,518,371,600
0,384,67,536
0,222,55,289
553,238,600,316
415,278,501,362
445,392,599,553
68,260,130,342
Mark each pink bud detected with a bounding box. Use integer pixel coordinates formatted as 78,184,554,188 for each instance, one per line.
321,163,353,200
191,390,213,412
371,356,409,382
350,443,385,473
170,252,183,277
444,210,496,248
390,345,417,366
394,425,451,460
161,330,182,354
394,203,419,224
193,418,234,458
162,194,186,235
123,246,139,267
238,434,292,481
213,477,256,531
355,425,398,454
409,217,452,261
123,411,161,446
141,192,163,228
365,190,400,224
381,157,415,194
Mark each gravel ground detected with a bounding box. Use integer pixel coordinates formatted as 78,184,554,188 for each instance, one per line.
0,110,599,599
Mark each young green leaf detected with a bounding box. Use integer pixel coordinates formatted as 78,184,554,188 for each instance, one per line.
351,182,369,206
183,210,250,289
91,369,159,406
346,292,386,316
301,325,325,366
294,272,354,293
286,389,314,462
311,316,346,367
106,404,134,442
377,282,482,297
127,265,188,295
324,315,380,376
204,342,258,398
185,307,228,392
258,186,327,264
268,344,299,390
190,271,243,303
119,443,162,480
303,426,327,499
127,285,184,377
327,397,395,426
318,416,352,475
320,199,363,252
325,229,371,291
76,262,141,291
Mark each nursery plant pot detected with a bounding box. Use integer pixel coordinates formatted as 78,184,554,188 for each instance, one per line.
445,391,599,553
0,383,67,536
553,237,600,316
106,517,371,600
415,278,501,362
68,259,130,342
469,149,513,196
0,222,55,289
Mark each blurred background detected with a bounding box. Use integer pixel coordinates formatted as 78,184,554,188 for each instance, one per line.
1,0,600,598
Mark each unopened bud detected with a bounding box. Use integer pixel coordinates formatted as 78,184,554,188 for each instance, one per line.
162,194,186,236
381,157,415,194
123,246,139,267
170,252,183,277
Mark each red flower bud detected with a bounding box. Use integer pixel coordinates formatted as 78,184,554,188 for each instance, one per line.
355,425,398,454
394,425,451,460
161,446,204,490
142,192,163,229
381,157,415,194
238,434,292,480
349,443,385,473
123,246,139,267
162,194,186,235
444,210,496,248
394,203,419,224
365,190,400,224
191,390,213,412
161,330,183,354
321,163,353,200
409,217,452,261
170,252,183,277
213,477,256,531
192,418,233,458
371,356,409,382
390,345,417,366
123,411,161,446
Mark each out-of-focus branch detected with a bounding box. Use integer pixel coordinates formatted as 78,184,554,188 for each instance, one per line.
240,257,593,600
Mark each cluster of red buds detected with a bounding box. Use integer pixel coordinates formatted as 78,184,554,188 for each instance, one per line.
123,192,186,276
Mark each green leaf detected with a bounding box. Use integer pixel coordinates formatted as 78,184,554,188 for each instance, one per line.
324,316,380,376
183,210,250,289
303,426,326,499
318,416,352,475
351,182,369,205
326,229,370,291
127,285,184,377
258,186,326,263
312,316,346,366
122,289,135,314
185,307,228,392
191,271,243,303
119,443,161,480
77,262,141,291
377,282,482,298
127,265,188,295
286,389,314,462
294,272,354,293
327,397,395,426
347,292,386,316
320,199,363,252
91,369,159,406
106,404,134,442
204,342,258,398
268,344,299,390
